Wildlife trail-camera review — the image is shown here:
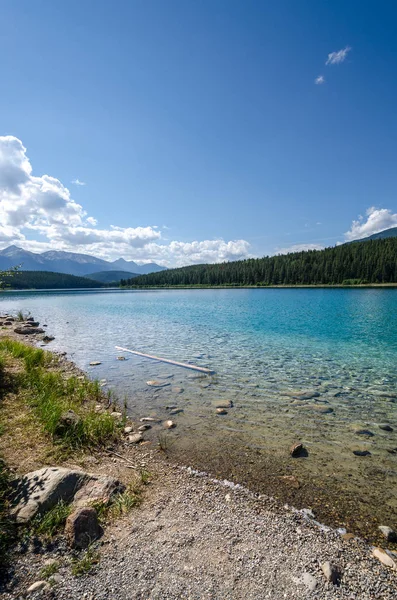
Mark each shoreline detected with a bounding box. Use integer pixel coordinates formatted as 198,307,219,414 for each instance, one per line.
1,314,397,597
124,283,397,289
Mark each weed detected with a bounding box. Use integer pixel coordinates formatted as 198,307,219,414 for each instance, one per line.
40,561,60,579
32,500,71,538
71,545,100,577
139,468,152,485
16,310,30,322
109,487,140,518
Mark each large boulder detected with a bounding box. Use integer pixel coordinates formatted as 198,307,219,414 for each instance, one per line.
11,467,90,524
73,475,125,508
64,507,102,548
14,327,44,335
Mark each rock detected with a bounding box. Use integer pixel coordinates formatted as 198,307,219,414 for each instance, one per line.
27,580,50,594
25,321,40,327
14,327,44,335
172,387,184,394
54,410,81,436
216,408,228,415
128,433,143,444
353,450,371,456
124,426,134,434
341,533,355,542
110,411,123,419
147,380,170,387
290,443,305,458
292,391,320,400
42,335,55,342
26,316,34,321
379,526,397,543
164,420,176,429
215,400,233,409
379,424,393,432
4,320,13,325
11,467,89,524
372,547,396,569
140,417,158,422
169,409,184,415
89,361,102,366
73,475,124,508
49,574,63,585
321,561,341,584
302,572,317,591
64,507,102,549
138,424,151,431
354,429,374,436
117,356,126,360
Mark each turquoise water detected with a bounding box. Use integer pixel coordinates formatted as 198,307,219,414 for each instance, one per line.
1,288,397,535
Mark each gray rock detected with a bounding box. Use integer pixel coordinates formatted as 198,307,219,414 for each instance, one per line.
110,411,123,419
146,380,170,387
27,580,50,594
170,409,184,415
290,443,305,457
89,361,102,366
379,424,393,432
128,433,143,444
124,426,134,434
302,572,317,591
354,429,374,436
216,408,228,415
164,420,176,429
64,506,102,549
379,525,397,542
138,424,152,431
172,387,184,394
54,410,81,436
372,547,396,568
321,561,341,584
14,326,44,335
11,467,89,524
73,475,124,508
353,450,371,456
215,400,233,409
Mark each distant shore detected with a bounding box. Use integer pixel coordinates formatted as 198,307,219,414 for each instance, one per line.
124,283,397,289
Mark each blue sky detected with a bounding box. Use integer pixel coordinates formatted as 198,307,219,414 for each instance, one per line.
0,0,396,266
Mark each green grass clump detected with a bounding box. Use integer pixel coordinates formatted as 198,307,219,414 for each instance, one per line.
71,545,100,577
32,500,72,538
0,339,120,450
16,310,30,322
40,561,60,579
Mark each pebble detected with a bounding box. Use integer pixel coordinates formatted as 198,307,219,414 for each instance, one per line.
216,408,228,415
378,526,397,542
302,572,317,591
89,361,102,366
138,424,152,431
372,547,396,569
379,424,393,432
170,409,184,415
321,561,340,584
110,411,123,419
353,450,371,456
128,433,143,444
124,426,134,434
147,380,170,387
117,356,126,360
164,420,176,429
27,581,50,594
140,417,158,422
215,400,233,409
172,387,184,393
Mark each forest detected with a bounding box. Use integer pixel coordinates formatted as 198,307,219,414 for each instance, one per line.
1,271,104,290
121,238,397,287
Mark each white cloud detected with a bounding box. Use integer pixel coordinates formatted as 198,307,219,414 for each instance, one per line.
0,136,251,267
326,46,351,65
72,178,86,186
344,207,397,241
275,243,325,255
315,75,325,85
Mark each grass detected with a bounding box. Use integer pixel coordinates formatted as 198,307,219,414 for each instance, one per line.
71,545,100,577
0,339,121,451
16,310,30,322
32,500,72,538
92,485,142,525
40,561,60,579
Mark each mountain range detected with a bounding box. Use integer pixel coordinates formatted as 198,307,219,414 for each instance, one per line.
354,226,397,243
0,246,167,277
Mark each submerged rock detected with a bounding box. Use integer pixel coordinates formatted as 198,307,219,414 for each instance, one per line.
215,400,233,409
354,429,374,436
216,408,228,415
379,424,393,432
89,361,102,366
147,380,170,388
353,450,371,456
164,420,176,429
290,443,306,458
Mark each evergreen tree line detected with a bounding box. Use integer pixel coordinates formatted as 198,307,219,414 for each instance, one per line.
121,238,397,287
1,271,104,290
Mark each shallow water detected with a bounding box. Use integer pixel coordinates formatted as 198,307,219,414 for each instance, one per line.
1,288,396,539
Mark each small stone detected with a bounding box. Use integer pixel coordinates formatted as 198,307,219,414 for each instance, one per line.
215,400,233,409
170,408,184,415
117,356,126,360
172,387,184,394
321,561,341,584
379,526,397,542
64,507,102,549
124,426,133,434
216,408,228,415
354,429,374,436
372,547,396,568
27,580,50,594
353,450,371,456
49,574,63,584
147,380,170,387
302,572,317,591
140,417,158,422
138,424,151,431
128,433,143,444
290,443,305,457
110,411,123,419
341,532,355,542
164,420,176,429
89,361,102,366
379,424,393,432
42,335,55,342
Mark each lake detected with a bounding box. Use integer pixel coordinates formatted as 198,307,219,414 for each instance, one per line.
1,288,396,540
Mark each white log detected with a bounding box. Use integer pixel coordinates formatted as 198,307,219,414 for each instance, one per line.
115,346,215,374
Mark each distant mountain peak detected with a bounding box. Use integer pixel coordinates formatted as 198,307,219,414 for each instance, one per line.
352,226,397,243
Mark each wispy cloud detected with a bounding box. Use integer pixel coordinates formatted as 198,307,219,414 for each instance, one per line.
315,75,325,85
326,46,351,65
71,178,86,186
275,243,325,255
